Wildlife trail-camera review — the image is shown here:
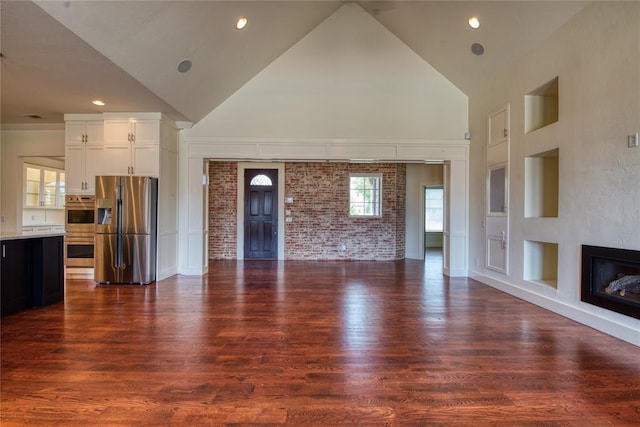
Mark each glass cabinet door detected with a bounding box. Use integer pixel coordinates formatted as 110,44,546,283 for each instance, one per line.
488,165,507,215
23,164,65,208
58,172,66,207
43,169,58,207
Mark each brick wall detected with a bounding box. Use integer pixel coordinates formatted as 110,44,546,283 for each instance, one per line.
208,162,406,260
395,164,407,260
208,162,237,259
284,162,405,260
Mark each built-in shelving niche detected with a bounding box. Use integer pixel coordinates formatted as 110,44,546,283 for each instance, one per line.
524,240,558,289
525,77,559,134
525,148,559,218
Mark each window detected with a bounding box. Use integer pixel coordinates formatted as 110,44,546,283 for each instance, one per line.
23,164,65,209
249,174,272,186
425,187,444,232
349,174,382,217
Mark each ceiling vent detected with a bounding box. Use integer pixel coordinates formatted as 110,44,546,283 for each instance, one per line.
471,43,485,56
177,59,192,73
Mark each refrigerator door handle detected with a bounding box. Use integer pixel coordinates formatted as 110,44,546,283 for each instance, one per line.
116,183,123,270
116,234,122,270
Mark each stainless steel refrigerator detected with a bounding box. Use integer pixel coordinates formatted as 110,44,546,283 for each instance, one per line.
94,176,158,284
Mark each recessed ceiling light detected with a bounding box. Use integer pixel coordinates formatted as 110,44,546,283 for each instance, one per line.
236,17,248,30
92,100,105,106
177,59,192,73
468,16,480,29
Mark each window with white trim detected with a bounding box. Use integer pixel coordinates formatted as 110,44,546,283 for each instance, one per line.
425,186,444,232
349,174,382,217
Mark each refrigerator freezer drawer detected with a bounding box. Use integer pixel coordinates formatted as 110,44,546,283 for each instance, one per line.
120,234,156,284
95,234,156,284
95,234,118,283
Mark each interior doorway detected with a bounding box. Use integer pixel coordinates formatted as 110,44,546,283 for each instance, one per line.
424,185,444,272
424,186,444,250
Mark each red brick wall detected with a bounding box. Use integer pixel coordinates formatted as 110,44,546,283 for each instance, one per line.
284,162,406,260
208,162,237,259
208,162,406,260
395,164,407,260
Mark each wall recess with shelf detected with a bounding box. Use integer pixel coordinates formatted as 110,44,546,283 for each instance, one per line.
524,240,558,289
525,77,559,134
524,148,559,218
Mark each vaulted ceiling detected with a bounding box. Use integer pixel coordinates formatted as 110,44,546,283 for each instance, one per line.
0,1,588,125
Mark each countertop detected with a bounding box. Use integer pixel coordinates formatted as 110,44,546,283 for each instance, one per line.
0,231,66,241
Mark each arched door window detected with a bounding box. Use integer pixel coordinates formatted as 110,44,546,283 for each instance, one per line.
250,174,273,186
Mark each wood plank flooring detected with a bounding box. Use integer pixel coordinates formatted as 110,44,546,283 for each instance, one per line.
2,258,640,425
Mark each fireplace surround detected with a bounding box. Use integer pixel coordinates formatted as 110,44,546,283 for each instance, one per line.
581,245,640,319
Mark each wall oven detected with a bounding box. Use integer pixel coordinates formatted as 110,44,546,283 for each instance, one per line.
65,195,96,268
65,195,95,234
64,234,95,268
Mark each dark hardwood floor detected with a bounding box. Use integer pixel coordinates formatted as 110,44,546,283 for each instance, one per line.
2,258,639,425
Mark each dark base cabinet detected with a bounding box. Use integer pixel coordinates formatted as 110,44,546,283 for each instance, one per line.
33,237,65,307
1,239,32,316
1,235,64,317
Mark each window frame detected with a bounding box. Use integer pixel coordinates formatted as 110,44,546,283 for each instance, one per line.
424,185,444,232
348,173,383,218
23,163,66,209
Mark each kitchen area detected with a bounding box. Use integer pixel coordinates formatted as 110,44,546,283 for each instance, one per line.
1,112,180,317
1,155,67,316
0,160,89,316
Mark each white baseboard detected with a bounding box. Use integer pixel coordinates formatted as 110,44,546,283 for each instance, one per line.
469,270,640,347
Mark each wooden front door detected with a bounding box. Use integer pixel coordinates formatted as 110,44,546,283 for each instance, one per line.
244,169,278,259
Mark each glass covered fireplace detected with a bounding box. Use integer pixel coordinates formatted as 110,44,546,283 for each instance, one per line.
581,245,640,319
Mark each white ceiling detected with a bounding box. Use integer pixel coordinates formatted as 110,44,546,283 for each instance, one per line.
1,0,588,125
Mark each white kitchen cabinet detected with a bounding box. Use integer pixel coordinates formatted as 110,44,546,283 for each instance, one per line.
65,144,103,194
65,116,104,194
22,225,63,232
103,118,160,176
65,119,103,146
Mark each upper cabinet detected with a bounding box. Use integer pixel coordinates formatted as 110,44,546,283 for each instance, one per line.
488,106,509,147
24,164,65,209
103,117,160,176
65,115,104,194
65,119,103,146
64,113,171,196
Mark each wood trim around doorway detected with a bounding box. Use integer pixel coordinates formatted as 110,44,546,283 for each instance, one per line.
236,162,285,260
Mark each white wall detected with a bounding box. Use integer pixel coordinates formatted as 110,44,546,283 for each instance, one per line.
468,2,640,345
184,3,467,140
0,125,65,231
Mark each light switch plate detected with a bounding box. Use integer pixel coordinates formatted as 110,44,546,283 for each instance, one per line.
629,132,639,148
